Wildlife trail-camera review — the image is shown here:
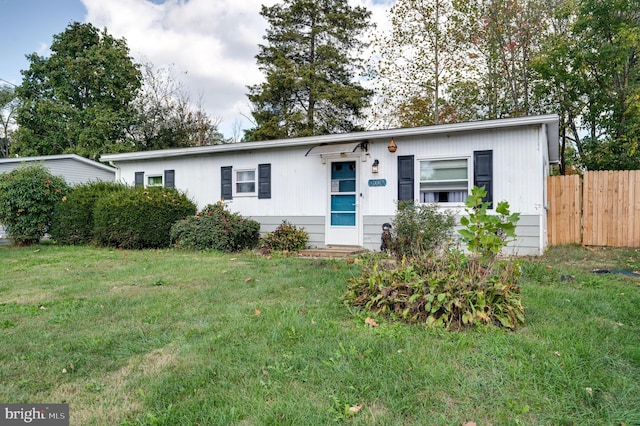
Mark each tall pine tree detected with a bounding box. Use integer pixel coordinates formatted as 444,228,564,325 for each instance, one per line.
246,0,373,141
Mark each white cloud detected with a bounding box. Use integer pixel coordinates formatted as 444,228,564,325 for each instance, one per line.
81,0,392,138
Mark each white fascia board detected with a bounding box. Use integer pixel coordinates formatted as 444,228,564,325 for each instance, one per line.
0,153,115,172
100,114,560,163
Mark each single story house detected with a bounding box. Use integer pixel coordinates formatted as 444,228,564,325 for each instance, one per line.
101,114,559,255
0,154,116,185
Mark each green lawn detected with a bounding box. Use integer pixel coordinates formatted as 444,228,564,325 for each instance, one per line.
1,244,639,425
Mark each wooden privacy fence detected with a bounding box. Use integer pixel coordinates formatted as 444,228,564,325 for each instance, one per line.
547,170,640,247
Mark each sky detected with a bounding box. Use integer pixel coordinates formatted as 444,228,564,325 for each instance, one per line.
0,0,393,139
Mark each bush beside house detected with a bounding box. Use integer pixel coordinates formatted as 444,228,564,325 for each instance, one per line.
260,221,309,253
345,186,524,330
170,202,261,252
49,181,127,245
93,187,196,249
0,164,69,245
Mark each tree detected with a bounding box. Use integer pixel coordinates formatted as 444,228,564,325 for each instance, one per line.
533,0,640,171
531,0,585,175
13,22,142,159
246,0,373,141
129,62,225,150
0,85,18,158
570,0,640,170
0,164,69,245
469,0,550,118
374,0,468,127
373,0,552,128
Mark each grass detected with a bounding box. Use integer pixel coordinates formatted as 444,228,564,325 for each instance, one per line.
1,243,639,425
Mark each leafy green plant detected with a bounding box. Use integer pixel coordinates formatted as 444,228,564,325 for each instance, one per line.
0,164,69,245
94,186,196,249
391,201,456,259
260,221,309,252
170,202,260,252
49,181,127,245
459,186,520,261
345,250,525,330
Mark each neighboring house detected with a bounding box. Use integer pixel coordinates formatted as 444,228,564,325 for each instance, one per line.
0,154,116,185
101,114,559,255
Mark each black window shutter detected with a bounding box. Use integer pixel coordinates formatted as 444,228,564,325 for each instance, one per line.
258,163,271,199
134,172,144,187
397,155,414,201
221,166,233,200
474,150,493,208
164,170,175,188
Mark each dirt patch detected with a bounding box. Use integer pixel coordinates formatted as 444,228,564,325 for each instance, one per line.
41,344,179,425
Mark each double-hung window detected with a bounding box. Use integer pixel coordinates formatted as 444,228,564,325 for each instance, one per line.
420,158,469,203
235,169,256,194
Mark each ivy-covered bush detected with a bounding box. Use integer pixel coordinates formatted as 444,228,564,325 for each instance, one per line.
94,187,196,249
50,181,127,245
390,201,456,259
0,164,69,245
260,221,309,252
170,202,261,252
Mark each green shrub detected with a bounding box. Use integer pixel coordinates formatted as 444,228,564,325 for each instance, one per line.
50,181,127,245
459,186,520,261
390,201,456,259
345,251,524,330
0,164,69,245
260,221,309,252
94,187,196,249
170,202,261,252
346,191,525,330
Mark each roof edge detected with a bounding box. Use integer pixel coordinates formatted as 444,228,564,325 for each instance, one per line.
0,153,115,172
101,114,560,163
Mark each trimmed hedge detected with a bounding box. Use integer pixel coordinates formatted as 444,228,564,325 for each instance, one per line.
94,187,196,249
50,181,127,245
170,202,261,252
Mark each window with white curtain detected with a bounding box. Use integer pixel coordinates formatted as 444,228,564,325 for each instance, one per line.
420,158,469,204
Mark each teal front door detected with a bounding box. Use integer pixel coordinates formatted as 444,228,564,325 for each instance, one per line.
327,160,359,245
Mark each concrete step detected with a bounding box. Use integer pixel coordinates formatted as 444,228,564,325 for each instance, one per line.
298,246,366,258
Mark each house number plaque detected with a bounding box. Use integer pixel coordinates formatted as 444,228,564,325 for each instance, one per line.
368,179,387,187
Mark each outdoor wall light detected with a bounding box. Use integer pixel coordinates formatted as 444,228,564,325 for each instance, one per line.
372,159,379,173
388,138,397,153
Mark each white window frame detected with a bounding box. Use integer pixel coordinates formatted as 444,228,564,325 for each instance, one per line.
147,175,163,187
235,168,256,196
419,156,470,206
